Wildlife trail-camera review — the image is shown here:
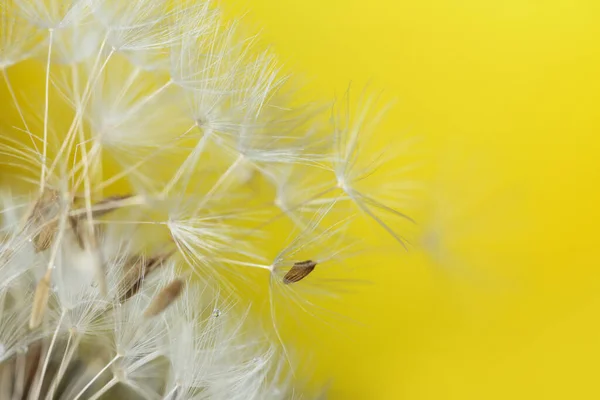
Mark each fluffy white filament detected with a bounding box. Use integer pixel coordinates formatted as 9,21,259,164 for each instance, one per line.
0,0,416,398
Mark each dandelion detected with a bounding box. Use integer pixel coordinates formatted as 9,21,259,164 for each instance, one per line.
0,0,417,398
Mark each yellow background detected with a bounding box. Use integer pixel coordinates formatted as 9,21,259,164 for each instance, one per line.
219,0,600,398
1,0,599,398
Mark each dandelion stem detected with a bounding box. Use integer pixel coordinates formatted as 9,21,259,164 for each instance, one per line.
269,278,294,377
94,123,197,194
119,67,142,100
30,311,65,400
218,259,271,270
161,128,212,197
45,332,82,400
68,194,146,218
126,79,173,117
246,186,337,236
40,28,54,193
46,36,113,181
13,351,26,399
163,385,180,400
71,63,107,294
72,355,120,400
196,153,245,213
87,376,118,400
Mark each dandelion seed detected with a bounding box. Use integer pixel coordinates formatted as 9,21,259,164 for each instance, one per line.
0,0,414,396
121,251,174,302
24,188,61,252
326,88,420,248
143,278,185,318
69,194,133,249
29,268,52,329
283,260,317,284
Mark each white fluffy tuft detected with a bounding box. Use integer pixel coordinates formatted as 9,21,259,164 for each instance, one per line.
0,0,417,398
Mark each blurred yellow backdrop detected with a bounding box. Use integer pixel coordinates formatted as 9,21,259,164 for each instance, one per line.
0,0,599,399
217,0,600,398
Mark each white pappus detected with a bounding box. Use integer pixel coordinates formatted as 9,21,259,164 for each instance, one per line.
0,0,416,398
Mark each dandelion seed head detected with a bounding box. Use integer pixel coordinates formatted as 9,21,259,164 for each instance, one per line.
0,0,416,397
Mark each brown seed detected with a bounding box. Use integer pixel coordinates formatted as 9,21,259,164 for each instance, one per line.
70,194,133,249
143,278,185,318
68,215,85,249
26,189,60,252
34,220,59,252
29,269,52,329
121,257,145,300
283,260,317,284
121,251,174,302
